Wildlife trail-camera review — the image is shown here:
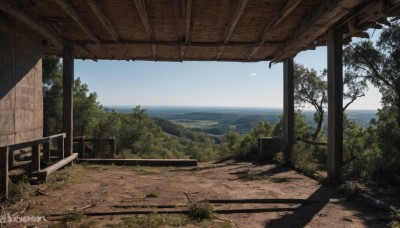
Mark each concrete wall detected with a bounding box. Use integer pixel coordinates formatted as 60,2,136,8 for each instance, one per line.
0,17,43,146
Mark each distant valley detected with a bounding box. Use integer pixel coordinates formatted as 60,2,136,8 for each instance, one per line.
105,106,378,137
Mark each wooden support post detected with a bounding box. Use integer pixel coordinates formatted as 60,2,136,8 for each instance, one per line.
0,147,9,201
283,57,295,162
79,137,85,159
63,43,74,157
31,144,40,172
43,142,51,163
58,137,65,159
8,150,13,170
327,28,343,179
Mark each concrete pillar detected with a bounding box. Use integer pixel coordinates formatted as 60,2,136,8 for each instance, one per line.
327,28,343,179
63,43,74,157
283,57,295,162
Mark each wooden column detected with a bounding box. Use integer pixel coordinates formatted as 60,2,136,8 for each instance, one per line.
31,144,40,172
0,147,9,201
327,28,343,179
283,57,295,161
58,136,65,159
43,142,51,163
63,43,74,157
78,137,85,159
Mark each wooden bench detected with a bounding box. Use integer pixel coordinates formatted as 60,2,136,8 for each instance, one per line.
33,153,78,181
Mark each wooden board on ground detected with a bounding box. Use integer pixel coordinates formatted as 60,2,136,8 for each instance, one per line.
77,158,198,166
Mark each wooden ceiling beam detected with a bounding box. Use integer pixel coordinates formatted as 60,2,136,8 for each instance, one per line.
86,0,132,59
86,0,118,42
247,0,301,60
54,0,100,43
181,0,192,59
217,0,249,59
0,0,65,48
274,0,352,61
73,40,284,47
133,0,156,60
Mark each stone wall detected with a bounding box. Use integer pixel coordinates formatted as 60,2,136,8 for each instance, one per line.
0,17,43,146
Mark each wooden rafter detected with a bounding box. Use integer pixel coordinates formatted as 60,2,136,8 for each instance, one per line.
73,40,284,47
86,0,131,59
217,0,249,59
86,0,118,41
274,0,349,61
54,0,99,43
0,0,65,47
51,23,97,60
134,0,156,60
247,0,301,60
181,0,192,59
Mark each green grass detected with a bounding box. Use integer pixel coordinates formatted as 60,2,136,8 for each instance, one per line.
7,176,34,204
189,202,215,221
63,210,85,222
45,164,85,190
171,119,219,128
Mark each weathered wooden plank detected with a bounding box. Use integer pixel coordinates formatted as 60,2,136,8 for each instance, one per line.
327,28,343,179
0,0,64,47
8,133,65,151
133,0,156,60
54,0,99,43
34,153,78,181
217,0,249,59
86,0,119,41
283,58,295,161
274,0,357,60
63,43,74,157
0,147,9,201
74,40,283,47
77,158,198,166
248,0,301,60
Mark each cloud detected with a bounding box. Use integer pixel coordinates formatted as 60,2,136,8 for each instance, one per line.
248,72,258,77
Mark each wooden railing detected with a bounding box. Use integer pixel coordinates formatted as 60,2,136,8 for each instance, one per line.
0,133,73,201
73,137,117,158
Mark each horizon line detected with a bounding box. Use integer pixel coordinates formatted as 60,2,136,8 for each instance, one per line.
102,104,378,111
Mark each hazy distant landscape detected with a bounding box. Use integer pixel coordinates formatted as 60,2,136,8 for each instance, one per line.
105,106,378,135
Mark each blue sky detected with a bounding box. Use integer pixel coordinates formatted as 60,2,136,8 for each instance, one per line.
75,37,382,110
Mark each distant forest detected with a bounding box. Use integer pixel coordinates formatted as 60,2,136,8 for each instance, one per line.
43,23,400,185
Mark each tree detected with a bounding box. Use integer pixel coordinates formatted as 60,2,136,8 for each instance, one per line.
43,56,63,136
294,64,327,140
344,23,400,126
294,63,368,141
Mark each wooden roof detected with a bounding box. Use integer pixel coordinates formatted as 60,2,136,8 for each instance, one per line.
1,0,400,62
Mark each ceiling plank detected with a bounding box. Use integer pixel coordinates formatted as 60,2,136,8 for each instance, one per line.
73,40,284,47
133,0,156,60
274,0,357,61
181,0,193,59
86,0,119,42
217,0,249,59
54,0,99,43
247,0,302,60
86,0,131,59
184,0,192,44
0,0,65,47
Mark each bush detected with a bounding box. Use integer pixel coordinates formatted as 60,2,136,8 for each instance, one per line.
189,202,215,220
273,152,286,165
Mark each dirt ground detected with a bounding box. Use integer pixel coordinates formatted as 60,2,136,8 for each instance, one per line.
3,161,392,227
